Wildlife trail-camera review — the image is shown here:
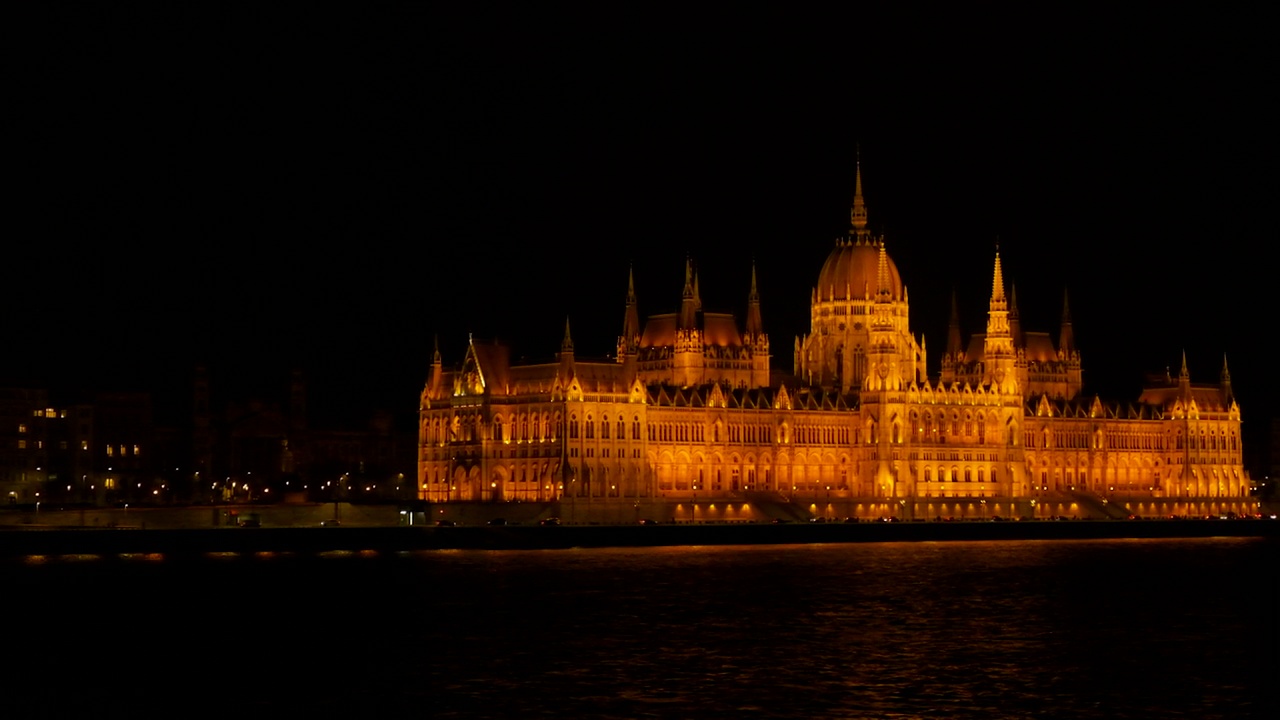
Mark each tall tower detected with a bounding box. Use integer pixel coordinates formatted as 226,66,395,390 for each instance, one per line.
797,161,922,396
982,251,1017,395
617,266,641,362
744,261,770,387
673,257,703,387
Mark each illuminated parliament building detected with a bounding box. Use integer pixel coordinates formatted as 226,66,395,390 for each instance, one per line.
418,167,1252,522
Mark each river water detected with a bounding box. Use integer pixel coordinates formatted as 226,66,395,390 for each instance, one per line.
9,537,1274,719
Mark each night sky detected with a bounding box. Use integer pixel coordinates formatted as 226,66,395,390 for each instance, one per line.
9,7,1276,460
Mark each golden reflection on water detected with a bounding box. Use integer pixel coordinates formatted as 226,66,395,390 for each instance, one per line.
205,552,241,560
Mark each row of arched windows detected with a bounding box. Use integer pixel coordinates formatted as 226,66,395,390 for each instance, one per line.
568,414,644,441
922,466,996,484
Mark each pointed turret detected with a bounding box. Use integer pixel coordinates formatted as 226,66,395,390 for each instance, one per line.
1178,350,1191,397
875,241,892,299
850,156,869,241
425,335,444,403
982,250,1016,391
745,261,764,338
618,265,641,359
559,317,576,379
1058,287,1076,354
679,256,699,329
1220,353,1233,404
991,250,1008,310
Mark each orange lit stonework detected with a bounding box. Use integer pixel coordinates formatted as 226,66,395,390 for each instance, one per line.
418,167,1251,522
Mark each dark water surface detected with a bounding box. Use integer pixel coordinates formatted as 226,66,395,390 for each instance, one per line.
10,538,1276,719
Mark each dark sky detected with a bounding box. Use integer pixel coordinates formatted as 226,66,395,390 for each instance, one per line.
8,7,1277,452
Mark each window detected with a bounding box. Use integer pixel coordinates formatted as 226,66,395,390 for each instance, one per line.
18,424,26,433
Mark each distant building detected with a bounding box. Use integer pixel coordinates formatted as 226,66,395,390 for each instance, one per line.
418,165,1252,521
0,369,415,506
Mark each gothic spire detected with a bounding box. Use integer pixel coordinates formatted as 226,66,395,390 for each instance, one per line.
1058,287,1076,354
990,248,1007,310
561,316,574,353
745,261,764,338
850,155,869,240
679,256,699,329
1220,353,1233,404
620,265,641,355
875,241,892,299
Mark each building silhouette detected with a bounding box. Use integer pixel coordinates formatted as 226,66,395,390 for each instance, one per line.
418,165,1253,522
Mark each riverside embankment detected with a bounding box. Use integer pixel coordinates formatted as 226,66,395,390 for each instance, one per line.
2,517,1277,557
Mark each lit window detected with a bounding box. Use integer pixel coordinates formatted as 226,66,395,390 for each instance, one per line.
45,408,56,418
18,424,26,433
17,440,26,449
133,445,140,456
81,441,88,451
106,445,114,457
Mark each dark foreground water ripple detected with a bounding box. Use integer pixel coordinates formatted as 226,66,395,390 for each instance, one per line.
8,537,1275,719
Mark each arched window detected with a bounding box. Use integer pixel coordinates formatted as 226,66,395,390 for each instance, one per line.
586,416,595,439
601,415,610,439
632,416,641,440
569,415,579,439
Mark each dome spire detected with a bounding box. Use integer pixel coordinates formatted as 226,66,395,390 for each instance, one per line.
850,149,869,242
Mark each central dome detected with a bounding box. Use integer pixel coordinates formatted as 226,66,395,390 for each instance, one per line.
816,238,903,302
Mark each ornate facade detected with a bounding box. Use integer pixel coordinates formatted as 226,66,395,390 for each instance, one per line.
418,166,1252,521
